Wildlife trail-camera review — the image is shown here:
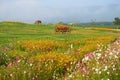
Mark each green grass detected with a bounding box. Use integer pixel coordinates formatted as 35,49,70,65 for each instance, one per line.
0,22,120,46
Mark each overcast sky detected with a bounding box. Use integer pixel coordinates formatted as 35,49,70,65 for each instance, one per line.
0,0,120,23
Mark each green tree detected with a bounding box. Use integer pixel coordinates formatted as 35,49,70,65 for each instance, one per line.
113,17,120,29
58,21,67,25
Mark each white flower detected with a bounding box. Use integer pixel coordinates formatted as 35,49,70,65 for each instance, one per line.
82,75,85,77
105,66,108,69
10,74,13,77
109,52,113,55
97,53,101,57
99,71,101,74
105,54,107,57
95,68,99,73
107,72,110,75
82,56,89,62
92,67,95,70
112,68,116,71
24,71,27,74
82,58,85,62
84,56,89,61
112,65,115,68
70,44,73,49
96,56,100,60
30,63,32,66
114,55,118,59
68,74,73,78
104,66,108,71
17,60,21,63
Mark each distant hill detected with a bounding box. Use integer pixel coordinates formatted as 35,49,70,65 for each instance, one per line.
76,22,114,26
0,21,27,24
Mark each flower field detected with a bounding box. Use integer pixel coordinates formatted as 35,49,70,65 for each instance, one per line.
65,37,120,80
17,40,65,53
0,36,119,80
0,22,120,80
17,36,114,53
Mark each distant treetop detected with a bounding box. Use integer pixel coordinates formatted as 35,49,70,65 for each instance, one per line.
113,17,120,25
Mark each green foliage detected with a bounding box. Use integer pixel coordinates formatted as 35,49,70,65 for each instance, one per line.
113,17,120,25
0,52,8,66
57,21,68,25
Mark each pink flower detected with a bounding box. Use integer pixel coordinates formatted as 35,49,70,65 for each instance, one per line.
78,61,83,67
102,58,108,63
7,63,13,68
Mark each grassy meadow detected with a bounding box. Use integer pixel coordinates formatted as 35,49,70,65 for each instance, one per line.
0,21,120,80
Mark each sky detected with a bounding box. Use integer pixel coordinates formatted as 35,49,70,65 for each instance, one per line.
0,0,120,23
